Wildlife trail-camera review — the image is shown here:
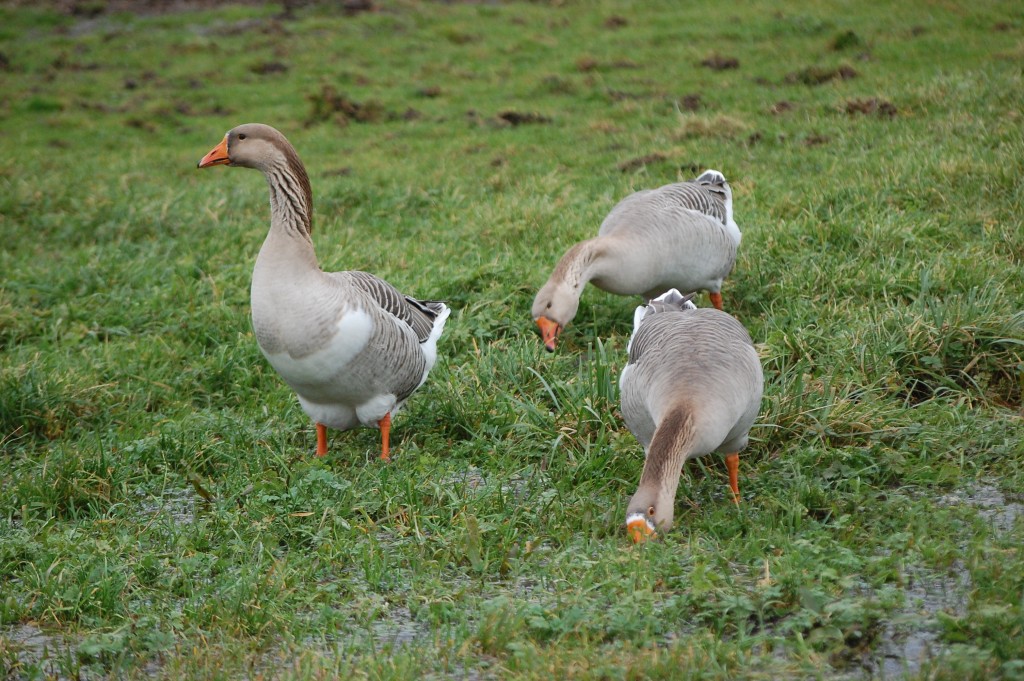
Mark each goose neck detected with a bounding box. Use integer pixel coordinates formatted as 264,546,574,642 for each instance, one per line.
264,158,314,239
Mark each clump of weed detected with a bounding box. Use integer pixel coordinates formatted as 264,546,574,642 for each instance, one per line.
867,291,1023,407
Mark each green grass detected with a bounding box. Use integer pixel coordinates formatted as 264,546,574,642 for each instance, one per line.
2,0,1023,678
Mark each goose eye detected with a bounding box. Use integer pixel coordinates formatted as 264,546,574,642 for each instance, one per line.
237,133,247,140
647,506,655,517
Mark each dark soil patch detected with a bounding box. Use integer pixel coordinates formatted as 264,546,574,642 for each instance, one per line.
250,61,289,76
169,101,233,117
607,89,644,101
769,100,795,115
803,133,831,147
844,97,897,118
785,64,858,85
415,85,442,98
604,15,628,29
305,84,391,125
677,93,702,111
496,110,552,126
340,0,375,17
0,51,10,71
830,29,863,51
992,21,1014,32
575,56,639,73
700,54,739,70
617,153,667,172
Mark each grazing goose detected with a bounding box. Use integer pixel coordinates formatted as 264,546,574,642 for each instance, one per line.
197,123,449,461
619,289,763,543
532,170,740,351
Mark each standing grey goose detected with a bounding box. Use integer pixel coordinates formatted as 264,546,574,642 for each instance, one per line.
619,289,763,543
197,123,449,461
531,170,740,351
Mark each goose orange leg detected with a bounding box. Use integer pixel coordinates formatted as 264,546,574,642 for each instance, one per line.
725,452,740,505
378,412,392,462
316,423,328,457
709,292,724,311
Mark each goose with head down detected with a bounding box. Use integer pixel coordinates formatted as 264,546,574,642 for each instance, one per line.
532,170,740,351
618,289,763,543
197,123,449,461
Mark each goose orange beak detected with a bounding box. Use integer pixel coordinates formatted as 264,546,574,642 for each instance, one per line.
198,136,230,168
535,316,561,352
626,516,656,544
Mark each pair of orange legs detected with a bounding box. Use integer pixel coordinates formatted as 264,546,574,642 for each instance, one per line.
314,413,392,461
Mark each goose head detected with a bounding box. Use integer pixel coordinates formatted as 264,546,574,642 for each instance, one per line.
625,482,675,543
531,280,579,352
197,123,298,173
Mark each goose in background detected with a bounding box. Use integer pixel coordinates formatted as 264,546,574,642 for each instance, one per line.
198,123,449,461
618,289,763,543
532,170,740,351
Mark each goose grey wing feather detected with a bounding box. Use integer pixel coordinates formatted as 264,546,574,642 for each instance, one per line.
334,270,444,343
627,307,753,367
656,179,728,225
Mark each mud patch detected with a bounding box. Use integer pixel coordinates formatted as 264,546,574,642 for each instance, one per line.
844,97,897,118
250,60,288,76
0,623,77,680
575,56,639,73
769,100,795,115
937,480,1024,535
676,94,703,112
700,54,739,70
305,85,391,126
415,85,442,98
138,486,198,526
370,606,430,651
830,30,864,51
616,153,668,173
495,111,552,127
803,133,831,147
872,563,970,678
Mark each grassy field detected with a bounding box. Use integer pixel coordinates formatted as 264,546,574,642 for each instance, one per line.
2,0,1023,678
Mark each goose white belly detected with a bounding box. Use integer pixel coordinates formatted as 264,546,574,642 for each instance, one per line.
259,307,399,429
